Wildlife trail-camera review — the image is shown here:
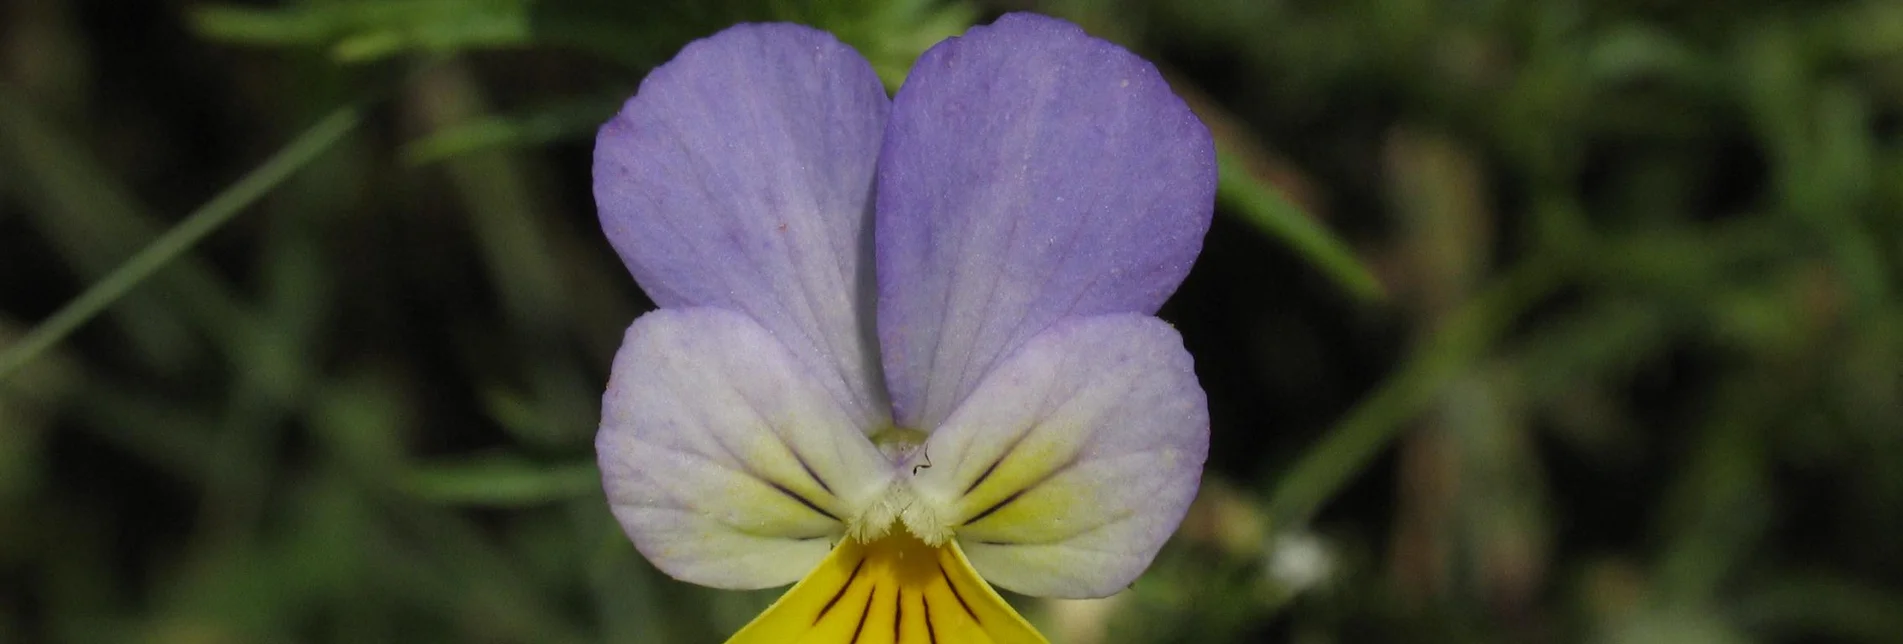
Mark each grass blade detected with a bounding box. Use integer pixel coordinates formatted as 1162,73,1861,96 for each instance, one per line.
0,105,362,381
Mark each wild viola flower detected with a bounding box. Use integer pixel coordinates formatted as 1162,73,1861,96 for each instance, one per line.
593,12,1214,643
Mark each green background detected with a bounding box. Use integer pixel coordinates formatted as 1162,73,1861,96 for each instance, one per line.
3,0,1901,642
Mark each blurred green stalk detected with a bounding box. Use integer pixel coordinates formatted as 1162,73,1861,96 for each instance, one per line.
1216,150,1386,302
0,105,362,382
1265,261,1563,528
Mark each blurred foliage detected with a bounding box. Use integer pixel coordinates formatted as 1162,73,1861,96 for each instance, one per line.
3,0,1902,642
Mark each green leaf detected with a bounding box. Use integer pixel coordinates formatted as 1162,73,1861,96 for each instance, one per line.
191,0,533,62
401,96,622,165
402,456,599,507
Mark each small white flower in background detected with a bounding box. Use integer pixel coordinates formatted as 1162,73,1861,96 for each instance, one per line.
1266,531,1337,595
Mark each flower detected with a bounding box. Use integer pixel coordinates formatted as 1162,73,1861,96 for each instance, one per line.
592,12,1215,643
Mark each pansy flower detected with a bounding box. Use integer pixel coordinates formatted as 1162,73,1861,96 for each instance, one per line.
593,12,1215,643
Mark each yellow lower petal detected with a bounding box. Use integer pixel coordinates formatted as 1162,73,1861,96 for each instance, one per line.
726,533,1048,644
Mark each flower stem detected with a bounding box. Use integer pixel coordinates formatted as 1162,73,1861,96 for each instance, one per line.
0,104,363,382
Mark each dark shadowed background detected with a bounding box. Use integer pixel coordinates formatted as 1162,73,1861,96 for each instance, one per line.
3,0,1901,642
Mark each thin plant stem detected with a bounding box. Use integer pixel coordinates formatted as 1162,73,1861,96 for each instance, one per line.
1216,150,1386,303
1264,261,1564,529
0,105,362,382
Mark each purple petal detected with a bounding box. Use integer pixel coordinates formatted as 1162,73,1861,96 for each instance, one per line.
902,314,1208,597
874,13,1217,431
594,23,892,431
598,308,896,589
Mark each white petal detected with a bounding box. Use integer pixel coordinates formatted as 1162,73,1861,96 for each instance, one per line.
904,314,1208,598
598,308,894,589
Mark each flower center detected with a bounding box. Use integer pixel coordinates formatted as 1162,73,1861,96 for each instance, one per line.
849,426,959,546
850,482,957,547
